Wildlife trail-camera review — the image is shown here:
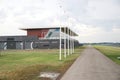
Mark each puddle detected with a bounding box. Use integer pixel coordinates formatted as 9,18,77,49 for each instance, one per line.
39,72,60,80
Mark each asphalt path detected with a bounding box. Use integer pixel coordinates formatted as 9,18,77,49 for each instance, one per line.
60,46,120,80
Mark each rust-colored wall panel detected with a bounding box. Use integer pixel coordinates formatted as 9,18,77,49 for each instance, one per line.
27,29,49,38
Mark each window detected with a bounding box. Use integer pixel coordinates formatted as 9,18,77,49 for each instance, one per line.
51,41,57,43
7,38,14,41
47,32,52,37
43,44,49,47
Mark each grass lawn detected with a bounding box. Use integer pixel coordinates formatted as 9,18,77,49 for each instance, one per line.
94,45,120,65
0,46,85,80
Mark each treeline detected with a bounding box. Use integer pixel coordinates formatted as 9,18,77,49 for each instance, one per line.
82,42,120,47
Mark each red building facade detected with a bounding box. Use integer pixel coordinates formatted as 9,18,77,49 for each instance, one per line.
27,29,49,38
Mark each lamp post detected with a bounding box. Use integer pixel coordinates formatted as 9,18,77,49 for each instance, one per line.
67,28,70,56
59,27,62,60
64,27,67,58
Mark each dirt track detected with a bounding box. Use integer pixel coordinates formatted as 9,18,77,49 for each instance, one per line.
60,46,120,80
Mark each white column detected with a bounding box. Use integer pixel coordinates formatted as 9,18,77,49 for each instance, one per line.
31,42,33,50
4,42,7,50
72,32,74,53
72,34,74,53
67,28,69,56
73,34,74,53
71,32,72,53
21,42,23,50
70,31,72,54
59,27,62,60
64,27,66,58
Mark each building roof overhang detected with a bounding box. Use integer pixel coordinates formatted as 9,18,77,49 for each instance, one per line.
21,27,78,36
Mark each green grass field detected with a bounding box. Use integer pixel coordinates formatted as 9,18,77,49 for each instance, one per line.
0,46,85,80
94,45,120,65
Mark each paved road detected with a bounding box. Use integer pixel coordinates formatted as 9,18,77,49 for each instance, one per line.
60,46,120,80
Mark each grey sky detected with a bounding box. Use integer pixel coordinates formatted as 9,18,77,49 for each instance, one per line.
0,0,120,43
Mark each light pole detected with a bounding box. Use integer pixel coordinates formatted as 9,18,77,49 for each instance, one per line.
59,27,62,60
64,27,67,58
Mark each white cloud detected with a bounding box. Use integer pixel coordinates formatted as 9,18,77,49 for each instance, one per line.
0,21,26,36
86,0,120,20
76,25,120,43
0,0,120,43
75,24,102,36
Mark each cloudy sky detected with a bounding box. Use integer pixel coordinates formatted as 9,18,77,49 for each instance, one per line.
0,0,120,43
